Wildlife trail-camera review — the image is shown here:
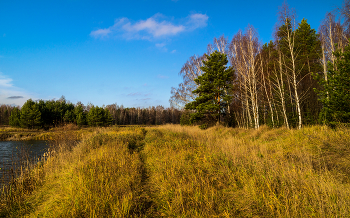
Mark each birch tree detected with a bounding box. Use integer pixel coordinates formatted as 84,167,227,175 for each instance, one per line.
276,3,303,129
170,55,205,108
229,26,261,129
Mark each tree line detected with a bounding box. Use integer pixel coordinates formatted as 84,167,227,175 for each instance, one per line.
0,104,15,126
171,1,350,129
1,97,183,129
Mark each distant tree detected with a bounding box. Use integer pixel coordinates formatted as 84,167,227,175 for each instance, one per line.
185,51,234,127
9,107,21,127
87,106,101,127
316,43,350,125
20,99,42,129
87,106,112,127
63,102,75,123
64,110,75,123
104,108,113,126
105,103,118,125
74,102,86,126
0,105,16,125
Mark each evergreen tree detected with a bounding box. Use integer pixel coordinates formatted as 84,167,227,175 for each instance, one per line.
316,43,350,124
9,108,21,127
64,110,75,123
104,109,113,126
20,99,42,129
275,18,322,128
37,100,50,128
87,106,109,127
185,51,234,126
294,19,323,124
74,103,86,126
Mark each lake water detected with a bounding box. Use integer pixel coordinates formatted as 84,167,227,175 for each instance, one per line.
0,140,49,188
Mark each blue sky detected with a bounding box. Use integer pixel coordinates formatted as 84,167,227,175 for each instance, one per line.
0,0,343,107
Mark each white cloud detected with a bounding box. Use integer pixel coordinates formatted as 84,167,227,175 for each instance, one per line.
187,13,209,29
0,73,35,106
122,17,184,38
171,49,176,53
90,13,208,40
155,42,168,52
90,28,111,38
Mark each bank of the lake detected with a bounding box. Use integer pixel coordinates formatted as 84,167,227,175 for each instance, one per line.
0,125,93,192
0,140,49,188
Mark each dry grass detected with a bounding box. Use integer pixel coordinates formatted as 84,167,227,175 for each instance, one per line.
1,125,349,217
155,124,350,217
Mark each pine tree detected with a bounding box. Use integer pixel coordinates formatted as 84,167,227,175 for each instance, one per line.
87,106,110,127
185,51,234,127
20,99,42,129
316,43,350,124
294,19,323,125
104,109,113,126
74,103,86,126
9,108,21,127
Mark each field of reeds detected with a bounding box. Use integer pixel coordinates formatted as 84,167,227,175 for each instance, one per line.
1,124,350,217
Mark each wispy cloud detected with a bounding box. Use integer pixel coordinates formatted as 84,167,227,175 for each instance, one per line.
90,28,111,38
155,42,168,52
137,98,151,101
0,76,13,87
90,13,208,40
127,92,151,97
127,92,142,96
186,13,208,30
0,73,34,106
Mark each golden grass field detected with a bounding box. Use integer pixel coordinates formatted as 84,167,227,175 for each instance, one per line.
1,124,350,217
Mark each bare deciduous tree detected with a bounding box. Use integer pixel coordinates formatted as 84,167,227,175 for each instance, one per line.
170,55,205,108
276,3,303,129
